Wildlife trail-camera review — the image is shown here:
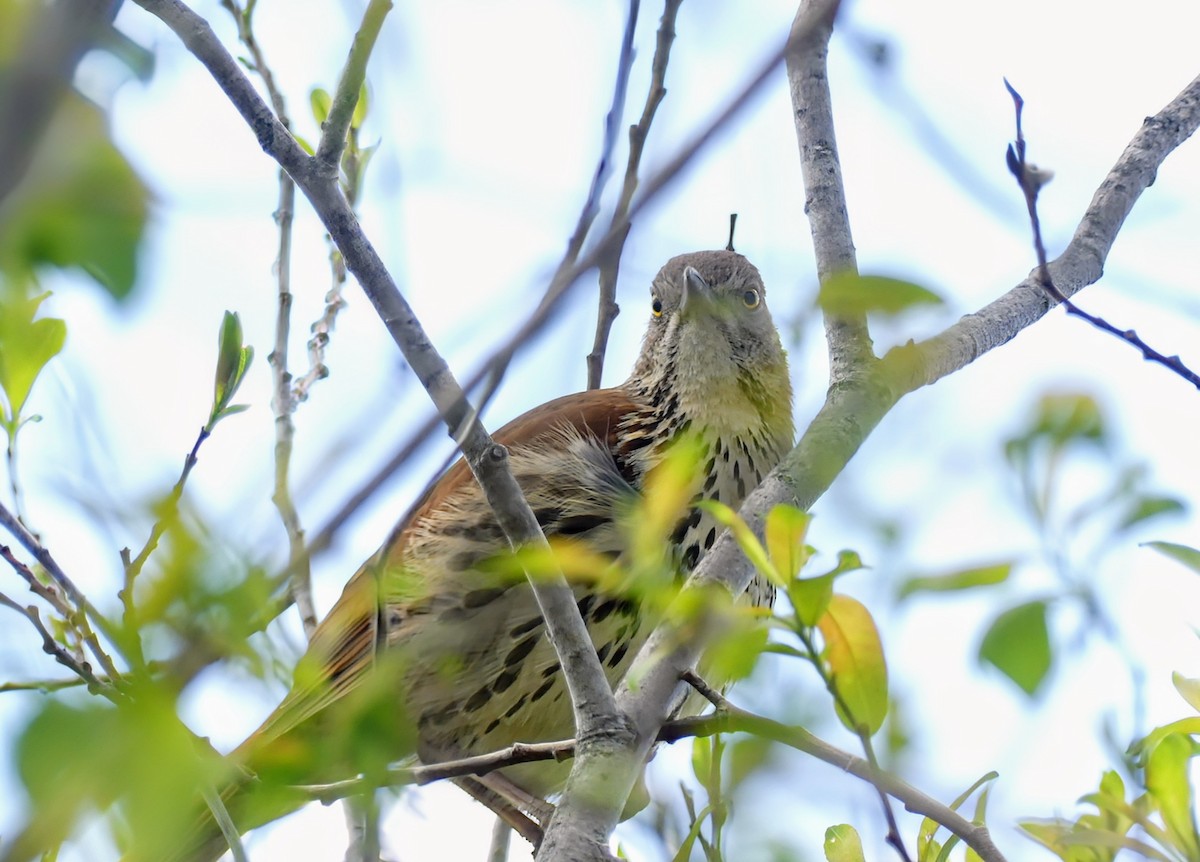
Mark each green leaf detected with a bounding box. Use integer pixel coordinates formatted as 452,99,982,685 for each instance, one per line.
1030,392,1107,448
817,273,943,317
897,562,1012,600
0,292,66,425
351,82,370,129
210,311,254,426
978,600,1051,696
1145,541,1200,576
1117,496,1185,532
818,594,889,735
0,96,148,299
16,691,228,860
824,824,865,862
764,505,811,582
1145,733,1200,859
789,573,835,628
918,772,998,862
1173,672,1200,713
310,87,332,125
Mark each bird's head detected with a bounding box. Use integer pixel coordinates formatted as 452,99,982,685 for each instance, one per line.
630,249,793,440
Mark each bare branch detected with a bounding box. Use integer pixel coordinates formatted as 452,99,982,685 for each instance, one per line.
220,0,316,638
1003,79,1200,391
586,0,684,389
903,70,1200,390
786,0,875,378
0,591,121,702
0,501,123,679
563,0,640,288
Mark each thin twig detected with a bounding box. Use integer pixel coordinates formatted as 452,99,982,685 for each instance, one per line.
587,0,685,390
0,501,124,679
678,673,1007,862
561,0,639,280
296,677,1005,862
200,784,249,862
1003,79,1200,391
221,0,317,638
0,676,86,693
792,628,911,862
314,0,391,173
0,591,121,702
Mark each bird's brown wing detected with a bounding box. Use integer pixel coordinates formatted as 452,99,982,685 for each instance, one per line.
237,387,642,761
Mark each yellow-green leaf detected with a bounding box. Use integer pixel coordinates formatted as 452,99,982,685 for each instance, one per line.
698,500,778,585
764,505,811,582
1145,732,1200,859
310,87,332,125
1173,672,1200,713
818,594,888,735
897,562,1012,600
824,824,866,862
0,292,65,423
817,272,943,318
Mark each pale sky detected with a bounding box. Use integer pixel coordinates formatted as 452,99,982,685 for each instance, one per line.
3,1,1200,860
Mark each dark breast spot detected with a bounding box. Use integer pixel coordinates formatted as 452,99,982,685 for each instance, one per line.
703,527,717,550
492,667,520,693
504,635,539,668
683,544,700,570
607,641,629,667
556,514,609,536
462,586,509,608
530,678,556,703
510,617,543,638
464,687,491,712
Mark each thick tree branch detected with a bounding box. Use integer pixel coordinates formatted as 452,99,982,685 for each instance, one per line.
786,0,875,377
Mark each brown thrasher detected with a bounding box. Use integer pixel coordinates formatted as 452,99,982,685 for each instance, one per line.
164,249,794,861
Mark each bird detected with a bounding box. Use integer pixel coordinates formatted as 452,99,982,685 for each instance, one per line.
155,248,794,862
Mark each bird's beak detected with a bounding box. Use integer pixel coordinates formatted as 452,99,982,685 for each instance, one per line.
681,266,710,315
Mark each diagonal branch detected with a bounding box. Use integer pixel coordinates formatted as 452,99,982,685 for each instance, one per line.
130,0,622,774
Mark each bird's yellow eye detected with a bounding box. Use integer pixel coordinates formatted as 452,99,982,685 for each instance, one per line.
742,288,760,309
651,297,664,317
